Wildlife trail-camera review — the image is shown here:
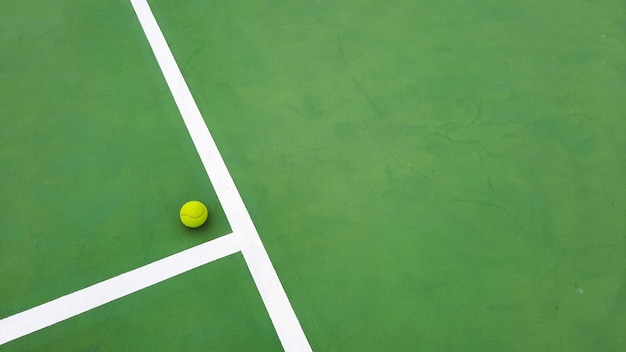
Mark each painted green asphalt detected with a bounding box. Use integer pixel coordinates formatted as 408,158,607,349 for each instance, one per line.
152,0,626,350
0,0,230,319
1,0,625,351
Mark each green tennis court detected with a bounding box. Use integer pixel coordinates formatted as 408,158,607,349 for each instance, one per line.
2,0,625,350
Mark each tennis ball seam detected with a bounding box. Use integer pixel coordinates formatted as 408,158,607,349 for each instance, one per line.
180,208,206,219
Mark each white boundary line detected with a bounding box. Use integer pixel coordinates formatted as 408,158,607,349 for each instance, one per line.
0,233,241,345
0,1,311,350
130,0,311,350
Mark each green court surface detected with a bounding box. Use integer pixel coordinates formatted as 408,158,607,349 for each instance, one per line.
2,0,625,351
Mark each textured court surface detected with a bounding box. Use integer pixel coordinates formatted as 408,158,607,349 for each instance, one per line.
2,0,625,350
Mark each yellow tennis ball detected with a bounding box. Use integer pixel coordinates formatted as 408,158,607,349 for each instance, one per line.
180,201,208,228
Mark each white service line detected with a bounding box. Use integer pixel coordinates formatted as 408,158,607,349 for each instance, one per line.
130,1,312,351
0,232,242,345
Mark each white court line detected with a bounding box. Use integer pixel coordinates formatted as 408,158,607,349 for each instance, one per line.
0,233,242,345
130,1,311,350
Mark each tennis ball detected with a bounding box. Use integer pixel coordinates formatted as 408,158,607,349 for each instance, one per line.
180,201,208,228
